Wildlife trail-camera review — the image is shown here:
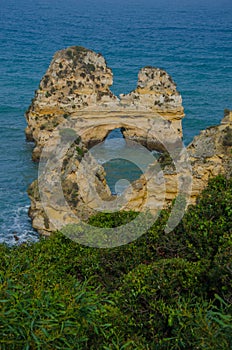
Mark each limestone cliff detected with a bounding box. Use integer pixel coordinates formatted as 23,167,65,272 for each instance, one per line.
188,110,232,201
25,46,231,236
123,110,232,212
25,46,117,161
28,139,112,235
25,46,184,161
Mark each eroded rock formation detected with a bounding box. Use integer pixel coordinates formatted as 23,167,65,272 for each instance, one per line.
188,110,232,200
25,46,184,161
26,46,232,236
123,111,232,212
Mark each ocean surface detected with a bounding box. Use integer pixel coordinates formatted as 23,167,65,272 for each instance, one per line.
0,0,232,244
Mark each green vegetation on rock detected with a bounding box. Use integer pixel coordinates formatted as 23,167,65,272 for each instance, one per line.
0,175,231,349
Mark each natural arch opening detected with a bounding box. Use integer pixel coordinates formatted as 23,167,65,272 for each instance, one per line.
104,130,143,195
89,128,159,195
79,117,179,203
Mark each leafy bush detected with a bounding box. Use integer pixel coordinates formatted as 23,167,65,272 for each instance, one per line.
157,295,232,349
0,175,231,348
113,259,209,341
88,211,138,228
0,278,106,349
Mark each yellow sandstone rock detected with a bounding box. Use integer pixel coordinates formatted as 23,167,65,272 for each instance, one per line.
25,46,232,235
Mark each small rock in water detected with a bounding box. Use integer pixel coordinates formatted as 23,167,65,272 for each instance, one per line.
13,232,19,241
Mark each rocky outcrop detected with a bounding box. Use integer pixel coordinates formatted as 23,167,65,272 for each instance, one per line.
187,110,232,201
25,46,184,161
25,46,232,236
28,139,112,235
25,46,117,160
123,110,232,212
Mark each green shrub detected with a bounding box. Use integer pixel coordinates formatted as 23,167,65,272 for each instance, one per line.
45,91,51,98
0,279,105,349
0,175,231,348
157,295,232,349
88,211,138,228
76,146,85,157
113,259,209,340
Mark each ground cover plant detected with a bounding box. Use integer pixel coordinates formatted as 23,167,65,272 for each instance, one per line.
0,175,231,349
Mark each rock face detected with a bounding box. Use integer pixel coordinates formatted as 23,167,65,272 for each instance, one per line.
25,46,184,161
25,46,232,236
25,46,117,160
28,140,112,235
123,111,232,212
188,110,232,201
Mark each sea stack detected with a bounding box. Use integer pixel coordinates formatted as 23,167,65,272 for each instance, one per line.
25,46,231,235
25,46,184,161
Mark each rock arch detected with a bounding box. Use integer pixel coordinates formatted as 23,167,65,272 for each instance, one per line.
71,111,182,152
26,46,232,236
25,46,184,161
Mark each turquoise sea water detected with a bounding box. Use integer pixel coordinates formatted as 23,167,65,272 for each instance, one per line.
0,0,232,243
